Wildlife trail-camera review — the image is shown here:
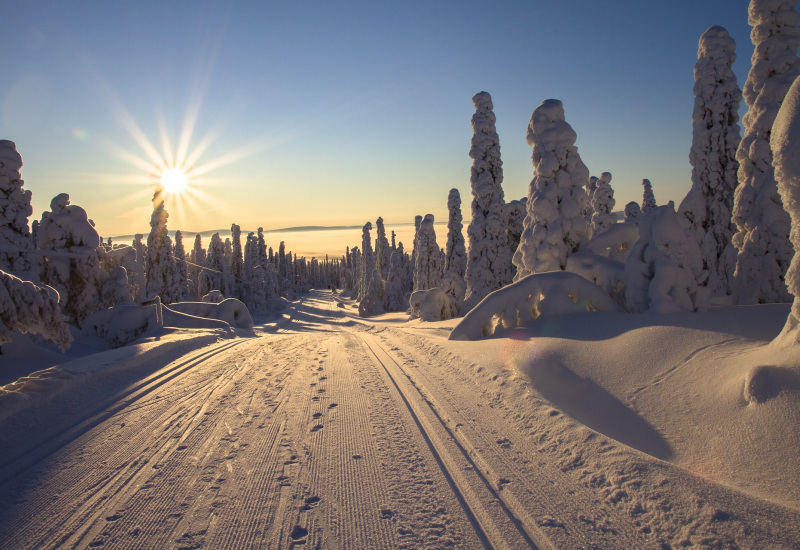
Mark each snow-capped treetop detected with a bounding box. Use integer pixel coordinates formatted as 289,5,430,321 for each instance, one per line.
445,188,466,278
589,172,616,240
641,179,657,213
513,99,589,278
464,91,512,311
624,201,643,224
679,25,742,297
37,193,101,251
413,214,442,292
0,140,35,279
375,216,391,278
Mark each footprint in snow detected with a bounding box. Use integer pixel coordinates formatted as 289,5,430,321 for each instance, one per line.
328,403,338,409
310,424,323,433
300,496,321,511
290,525,308,542
312,412,322,418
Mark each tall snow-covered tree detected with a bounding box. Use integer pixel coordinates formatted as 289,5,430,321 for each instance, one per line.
513,99,590,279
445,189,467,278
641,179,657,213
207,232,228,296
230,224,244,300
189,234,208,300
731,0,800,304
375,217,391,278
413,214,442,291
464,92,512,311
0,140,36,279
145,187,181,304
173,230,190,301
37,193,105,325
358,222,374,301
679,26,742,297
589,172,617,240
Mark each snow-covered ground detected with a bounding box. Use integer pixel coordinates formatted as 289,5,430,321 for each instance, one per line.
1,290,799,548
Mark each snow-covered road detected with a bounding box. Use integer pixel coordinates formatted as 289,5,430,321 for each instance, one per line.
2,290,800,549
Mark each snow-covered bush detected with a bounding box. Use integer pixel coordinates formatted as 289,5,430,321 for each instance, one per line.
413,214,442,291
409,288,453,322
624,201,643,225
679,25,742,297
166,298,254,329
0,140,36,279
82,302,159,348
0,268,72,350
202,290,224,303
732,0,800,304
464,92,512,311
445,189,467,278
770,73,800,341
641,179,657,213
625,205,709,313
513,99,590,279
449,271,621,341
37,193,105,326
589,172,616,240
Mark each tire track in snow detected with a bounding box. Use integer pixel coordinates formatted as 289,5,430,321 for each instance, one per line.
358,332,548,550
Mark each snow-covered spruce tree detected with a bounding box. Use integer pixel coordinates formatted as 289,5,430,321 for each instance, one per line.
411,214,422,274
358,222,374,301
463,92,512,311
771,73,800,340
189,234,209,300
0,140,36,279
206,232,228,296
382,250,407,312
257,227,279,307
624,201,643,225
505,197,526,266
412,214,442,291
37,193,105,326
0,269,72,350
131,234,147,302
445,189,467,278
243,232,268,313
145,187,182,304
625,205,709,313
230,224,244,300
678,26,742,297
732,0,800,304
513,100,590,279
358,267,383,317
375,217,391,278
589,172,616,240
641,179,657,213
173,230,190,301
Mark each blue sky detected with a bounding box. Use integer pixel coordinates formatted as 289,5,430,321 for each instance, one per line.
3,1,753,238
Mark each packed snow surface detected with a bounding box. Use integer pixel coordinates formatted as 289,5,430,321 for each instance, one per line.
1,290,799,549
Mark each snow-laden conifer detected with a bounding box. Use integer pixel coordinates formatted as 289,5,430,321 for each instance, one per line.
589,172,616,240
189,234,208,300
732,0,800,304
145,187,181,304
413,214,442,291
0,141,36,279
382,250,407,312
464,92,512,311
173,230,190,301
624,202,643,225
375,217,391,278
230,224,244,300
207,232,228,296
505,198,526,270
513,100,590,279
445,189,467,278
641,179,657,213
678,26,742,297
358,222,374,301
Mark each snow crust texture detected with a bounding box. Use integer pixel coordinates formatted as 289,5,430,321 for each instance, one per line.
513,99,589,279
732,0,800,304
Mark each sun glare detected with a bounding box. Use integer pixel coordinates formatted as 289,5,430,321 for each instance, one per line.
161,168,188,194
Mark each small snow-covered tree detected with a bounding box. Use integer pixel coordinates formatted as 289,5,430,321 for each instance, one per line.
513,99,590,279
375,217,391,278
358,222,374,301
413,214,442,291
0,269,72,350
625,205,708,313
0,140,36,280
589,172,616,240
641,179,657,213
131,234,147,302
173,230,190,301
624,202,643,225
464,92,512,311
145,187,181,304
679,26,742,297
382,250,407,312
37,193,105,325
732,0,800,304
358,267,383,317
207,232,228,296
189,234,209,300
445,189,467,278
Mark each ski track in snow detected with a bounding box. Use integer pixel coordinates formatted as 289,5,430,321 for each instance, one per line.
1,290,799,549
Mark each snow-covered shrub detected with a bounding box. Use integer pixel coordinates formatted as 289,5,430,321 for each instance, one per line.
589,172,616,240
445,189,467,278
37,193,105,326
82,303,159,348
624,201,643,225
625,205,709,313
0,141,36,279
413,214,442,291
641,179,657,213
464,91,512,311
166,298,254,329
732,0,800,304
449,271,621,341
0,268,72,350
101,265,133,307
409,288,452,322
770,73,800,341
202,290,224,303
584,223,640,263
513,99,590,279
679,26,742,297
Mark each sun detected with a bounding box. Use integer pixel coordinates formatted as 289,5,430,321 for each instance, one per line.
161,168,188,194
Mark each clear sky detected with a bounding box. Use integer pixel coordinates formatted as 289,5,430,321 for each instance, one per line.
3,1,754,239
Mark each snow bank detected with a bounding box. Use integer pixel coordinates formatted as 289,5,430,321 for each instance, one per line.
449,271,621,340
166,298,254,329
83,303,160,348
